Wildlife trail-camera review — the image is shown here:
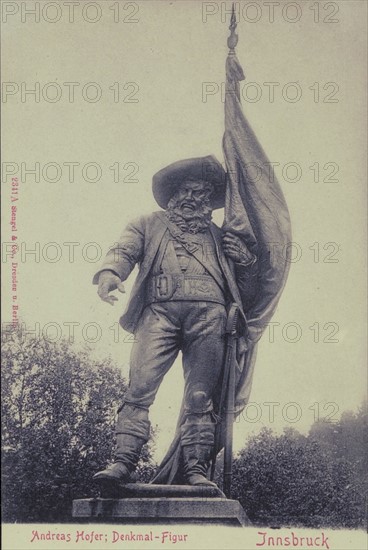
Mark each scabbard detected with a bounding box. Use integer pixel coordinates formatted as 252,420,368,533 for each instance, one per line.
210,304,239,491
223,337,236,498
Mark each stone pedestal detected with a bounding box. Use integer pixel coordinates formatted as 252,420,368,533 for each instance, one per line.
72,484,249,526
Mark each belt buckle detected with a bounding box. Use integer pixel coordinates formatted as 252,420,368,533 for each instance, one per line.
155,274,173,299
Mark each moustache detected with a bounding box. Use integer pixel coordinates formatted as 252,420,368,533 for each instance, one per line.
180,201,196,210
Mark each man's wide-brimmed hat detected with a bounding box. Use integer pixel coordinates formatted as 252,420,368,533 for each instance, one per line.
152,155,227,210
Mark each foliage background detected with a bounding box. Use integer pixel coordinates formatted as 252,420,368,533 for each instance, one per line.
1,330,366,527
1,329,155,522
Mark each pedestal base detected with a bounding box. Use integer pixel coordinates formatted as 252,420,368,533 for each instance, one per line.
72,497,249,526
92,482,225,500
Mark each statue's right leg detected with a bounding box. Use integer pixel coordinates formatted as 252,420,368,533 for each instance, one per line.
93,303,180,484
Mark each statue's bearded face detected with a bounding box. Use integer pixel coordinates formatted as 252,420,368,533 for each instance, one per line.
166,180,214,233
173,180,214,219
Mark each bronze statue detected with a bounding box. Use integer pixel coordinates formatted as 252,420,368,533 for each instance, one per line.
93,156,258,488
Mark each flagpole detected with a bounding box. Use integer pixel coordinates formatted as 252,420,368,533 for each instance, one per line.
219,4,242,500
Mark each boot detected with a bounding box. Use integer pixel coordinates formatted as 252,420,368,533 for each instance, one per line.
180,415,217,487
182,443,218,487
93,434,145,483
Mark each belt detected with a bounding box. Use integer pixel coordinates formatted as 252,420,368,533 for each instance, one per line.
146,274,226,305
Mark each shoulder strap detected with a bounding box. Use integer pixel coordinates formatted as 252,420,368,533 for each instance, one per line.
156,212,199,252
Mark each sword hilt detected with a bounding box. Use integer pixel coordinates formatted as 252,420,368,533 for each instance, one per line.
225,303,239,335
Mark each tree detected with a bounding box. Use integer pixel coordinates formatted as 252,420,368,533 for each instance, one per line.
1,327,157,522
309,402,368,478
231,425,366,528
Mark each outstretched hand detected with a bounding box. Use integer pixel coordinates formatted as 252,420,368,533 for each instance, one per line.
97,271,125,306
222,232,254,265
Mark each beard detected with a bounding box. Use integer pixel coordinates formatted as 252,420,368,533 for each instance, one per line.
165,197,213,234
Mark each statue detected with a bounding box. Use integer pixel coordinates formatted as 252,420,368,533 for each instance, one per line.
92,156,258,489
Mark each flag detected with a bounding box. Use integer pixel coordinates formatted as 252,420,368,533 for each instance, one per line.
222,13,292,413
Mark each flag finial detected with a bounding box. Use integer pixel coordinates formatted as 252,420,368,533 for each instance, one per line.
227,3,238,52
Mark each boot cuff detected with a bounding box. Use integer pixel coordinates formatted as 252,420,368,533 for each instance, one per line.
180,422,215,447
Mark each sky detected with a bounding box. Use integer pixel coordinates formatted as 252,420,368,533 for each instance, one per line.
2,0,367,462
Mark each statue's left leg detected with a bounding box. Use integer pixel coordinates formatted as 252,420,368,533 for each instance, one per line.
180,302,227,486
